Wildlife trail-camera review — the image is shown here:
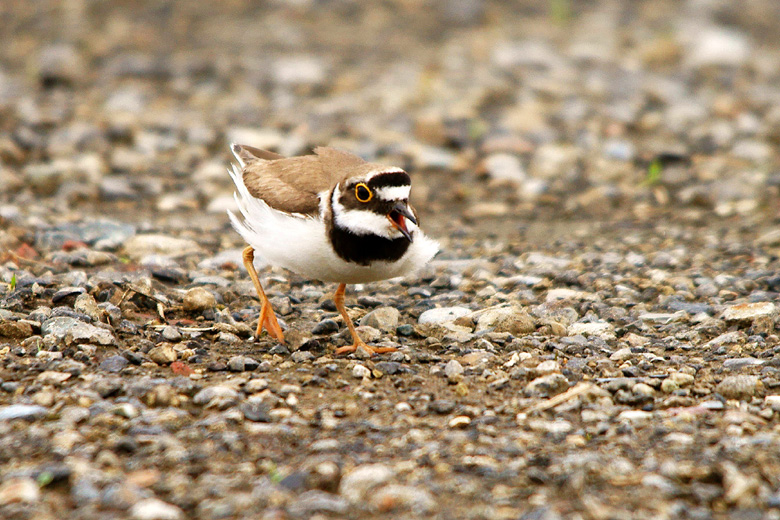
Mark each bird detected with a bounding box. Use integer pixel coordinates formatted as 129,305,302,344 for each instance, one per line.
227,144,439,356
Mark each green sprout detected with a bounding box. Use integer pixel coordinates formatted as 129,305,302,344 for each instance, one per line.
644,158,663,186
9,273,17,291
36,471,54,487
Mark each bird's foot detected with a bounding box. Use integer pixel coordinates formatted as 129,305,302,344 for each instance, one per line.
256,301,285,343
335,341,397,356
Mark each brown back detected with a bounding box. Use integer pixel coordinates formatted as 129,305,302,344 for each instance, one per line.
237,145,389,216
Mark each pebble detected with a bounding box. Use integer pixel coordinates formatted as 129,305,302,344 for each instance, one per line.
0,478,41,505
567,322,616,340
0,404,48,421
360,306,400,332
525,374,569,397
370,484,437,513
418,307,471,325
42,316,116,345
474,305,536,334
227,355,259,372
193,386,240,408
288,490,348,516
352,364,371,379
444,359,464,379
339,464,394,503
147,343,177,365
723,302,777,322
717,375,762,400
312,319,339,334
182,287,216,312
100,355,130,372
130,498,184,520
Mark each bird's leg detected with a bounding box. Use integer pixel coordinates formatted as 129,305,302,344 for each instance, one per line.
333,283,397,356
242,246,285,343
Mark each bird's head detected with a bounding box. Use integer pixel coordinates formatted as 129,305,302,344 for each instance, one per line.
330,169,418,241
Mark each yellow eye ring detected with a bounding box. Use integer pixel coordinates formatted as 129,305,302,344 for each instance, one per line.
355,183,373,203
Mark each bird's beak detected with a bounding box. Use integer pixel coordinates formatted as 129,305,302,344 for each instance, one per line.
387,201,417,242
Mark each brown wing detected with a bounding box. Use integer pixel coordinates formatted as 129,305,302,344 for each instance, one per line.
234,145,380,216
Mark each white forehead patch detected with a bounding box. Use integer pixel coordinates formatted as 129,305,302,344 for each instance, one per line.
374,185,410,201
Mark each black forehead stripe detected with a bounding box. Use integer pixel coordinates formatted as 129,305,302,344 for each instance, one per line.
367,171,411,189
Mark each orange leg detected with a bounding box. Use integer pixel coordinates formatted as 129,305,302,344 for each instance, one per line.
242,246,285,343
333,283,397,356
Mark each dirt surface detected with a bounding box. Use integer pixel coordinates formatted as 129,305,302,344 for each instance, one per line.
3,1,780,519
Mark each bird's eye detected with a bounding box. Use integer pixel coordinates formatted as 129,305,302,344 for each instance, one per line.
355,183,373,202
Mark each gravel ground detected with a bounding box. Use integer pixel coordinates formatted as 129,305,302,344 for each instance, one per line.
3,1,780,519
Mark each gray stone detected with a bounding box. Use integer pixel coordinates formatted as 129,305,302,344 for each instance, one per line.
444,359,464,379
228,355,259,372
0,405,48,421
339,464,394,503
99,355,129,373
525,374,569,397
41,317,115,346
716,375,762,400
360,306,400,332
193,386,240,408
288,490,348,517
312,319,339,334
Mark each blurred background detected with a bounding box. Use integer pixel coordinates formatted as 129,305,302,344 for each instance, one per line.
2,0,780,244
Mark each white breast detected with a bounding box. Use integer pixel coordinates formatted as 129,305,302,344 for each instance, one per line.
227,165,439,283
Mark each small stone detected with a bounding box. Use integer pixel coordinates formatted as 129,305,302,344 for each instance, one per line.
352,364,371,379
193,386,240,408
567,322,616,340
182,287,216,312
227,355,259,372
723,302,777,322
669,372,695,387
632,383,655,398
418,307,471,325
160,326,182,342
448,415,471,428
430,400,456,414
370,484,437,513
474,305,536,335
74,293,102,322
0,321,33,340
0,405,48,421
42,316,116,346
374,362,403,375
130,497,184,520
360,307,400,333
444,359,464,379
148,343,177,365
525,374,569,397
717,375,763,400
288,490,348,517
765,395,780,412
339,464,394,503
312,319,339,334
0,478,40,505
240,397,271,422
661,379,679,394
